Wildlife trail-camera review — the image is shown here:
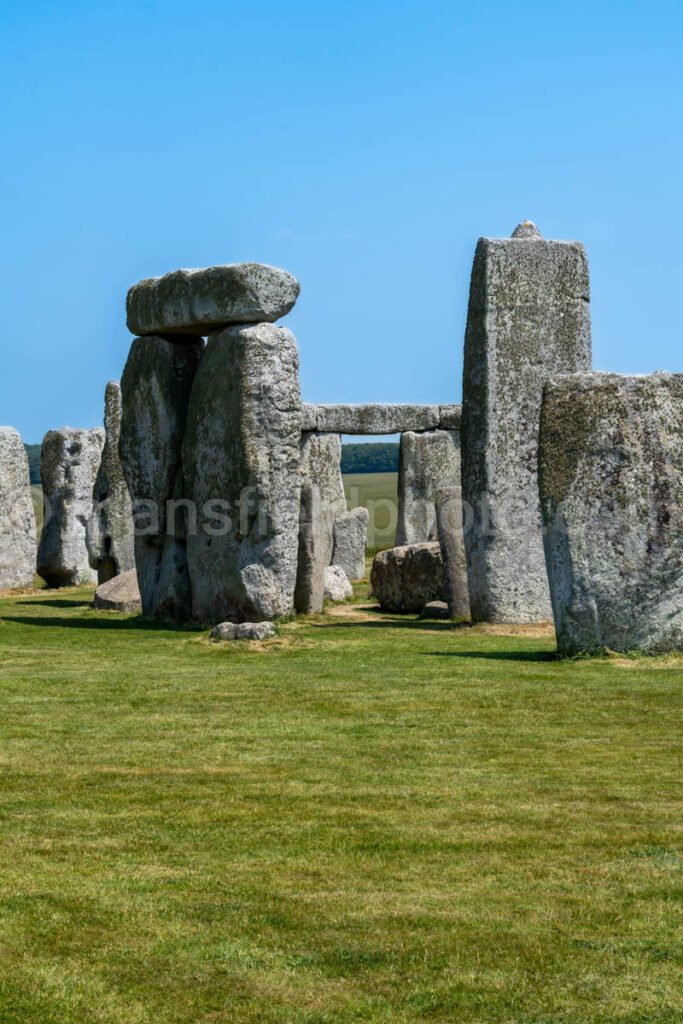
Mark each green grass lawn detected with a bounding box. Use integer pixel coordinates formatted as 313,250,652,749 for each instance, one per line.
0,577,681,1024
343,472,398,551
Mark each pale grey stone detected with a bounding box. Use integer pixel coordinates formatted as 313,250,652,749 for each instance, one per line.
301,405,318,431
120,335,204,621
396,430,461,546
370,542,443,613
0,428,36,589
511,219,542,239
126,263,300,336
438,405,462,429
300,432,346,567
294,483,325,614
37,427,104,587
86,381,135,583
435,486,470,620
93,569,141,612
332,507,368,580
420,600,450,619
210,620,277,641
539,372,683,656
324,564,353,602
183,323,302,625
311,404,440,435
461,229,591,623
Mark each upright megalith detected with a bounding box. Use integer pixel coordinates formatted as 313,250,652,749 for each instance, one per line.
435,486,470,620
0,428,37,589
182,323,302,625
37,428,105,587
294,483,325,614
126,263,300,336
396,429,461,545
120,335,204,621
86,381,135,583
461,221,591,623
332,507,369,580
539,372,683,656
299,432,347,567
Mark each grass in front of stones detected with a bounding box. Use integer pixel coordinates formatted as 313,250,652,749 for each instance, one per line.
0,579,681,1024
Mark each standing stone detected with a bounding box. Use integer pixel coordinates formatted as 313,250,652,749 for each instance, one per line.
435,486,470,620
461,222,591,623
182,323,302,625
86,381,135,583
294,483,325,614
120,335,204,621
37,428,104,587
0,428,37,589
332,507,369,580
539,372,683,655
299,432,347,567
126,263,300,336
396,429,461,545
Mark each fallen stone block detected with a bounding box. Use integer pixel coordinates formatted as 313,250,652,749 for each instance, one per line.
324,564,353,602
93,569,141,612
370,542,443,613
539,371,683,655
210,621,277,641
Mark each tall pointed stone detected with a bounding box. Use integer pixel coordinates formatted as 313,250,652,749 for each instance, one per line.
37,428,104,587
461,222,591,622
0,428,37,589
86,381,135,583
119,335,204,621
182,323,302,625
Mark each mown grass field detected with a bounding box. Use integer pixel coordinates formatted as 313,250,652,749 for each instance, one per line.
343,472,398,551
0,569,681,1024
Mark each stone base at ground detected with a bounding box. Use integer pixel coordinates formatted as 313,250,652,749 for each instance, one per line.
370,543,443,613
0,428,37,589
324,565,353,602
539,372,683,655
93,569,142,612
210,621,277,641
420,600,451,619
332,507,368,580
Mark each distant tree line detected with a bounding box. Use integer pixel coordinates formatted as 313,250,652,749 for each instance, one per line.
24,445,42,485
340,442,398,475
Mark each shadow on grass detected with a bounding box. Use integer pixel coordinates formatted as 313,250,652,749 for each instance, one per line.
313,617,465,633
1,613,202,633
15,598,91,609
424,649,557,663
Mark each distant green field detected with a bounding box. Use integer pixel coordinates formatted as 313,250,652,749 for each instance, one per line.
343,471,398,551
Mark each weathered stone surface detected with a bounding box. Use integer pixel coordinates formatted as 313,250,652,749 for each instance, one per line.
93,569,141,612
0,428,36,589
86,381,135,583
332,507,368,580
396,429,461,545
210,620,277,641
539,372,683,655
439,404,462,429
126,263,300,336
435,486,471,620
183,323,302,625
324,564,353,602
300,432,346,567
309,404,441,435
37,428,105,587
120,335,204,621
370,542,443,613
294,483,325,614
301,405,318,431
420,600,450,619
461,226,591,623
511,219,542,239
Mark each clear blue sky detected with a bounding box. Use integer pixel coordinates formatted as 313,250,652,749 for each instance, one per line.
2,0,682,443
